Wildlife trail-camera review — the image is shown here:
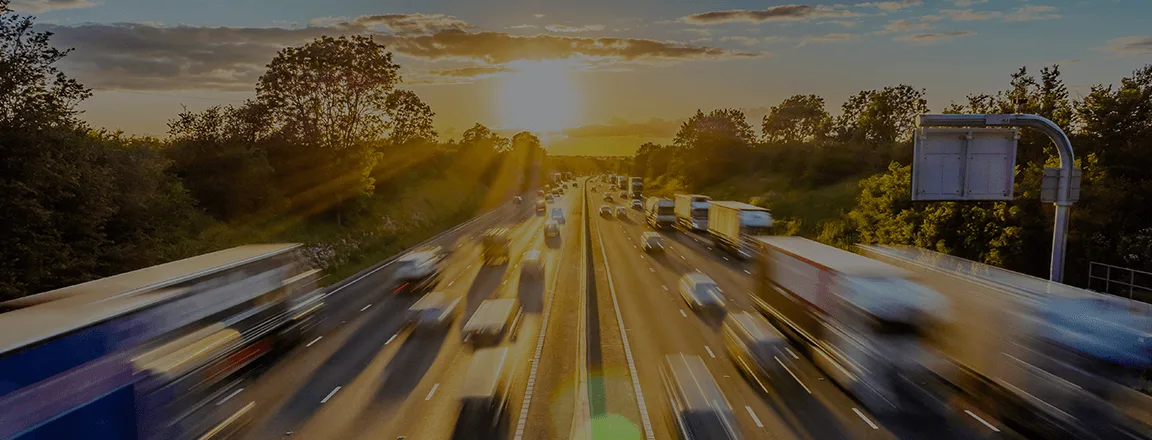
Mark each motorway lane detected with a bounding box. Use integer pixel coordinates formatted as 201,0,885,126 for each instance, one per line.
239,194,570,439
589,201,798,440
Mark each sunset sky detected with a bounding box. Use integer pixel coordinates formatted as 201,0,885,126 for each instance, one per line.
14,0,1152,155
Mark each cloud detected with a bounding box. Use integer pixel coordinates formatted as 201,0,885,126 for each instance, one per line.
560,118,683,138
533,14,545,19
798,33,858,46
953,0,988,6
680,5,860,25
330,13,470,34
855,0,922,12
8,0,95,13
876,19,933,34
39,21,762,91
934,9,1002,21
1005,5,1061,22
720,36,762,46
429,65,512,78
508,24,538,29
1101,36,1152,55
544,24,606,33
894,30,975,43
681,28,713,36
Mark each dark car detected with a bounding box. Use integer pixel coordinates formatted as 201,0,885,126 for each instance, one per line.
661,354,742,440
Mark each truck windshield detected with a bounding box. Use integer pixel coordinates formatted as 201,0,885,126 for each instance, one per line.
657,206,675,216
691,208,708,219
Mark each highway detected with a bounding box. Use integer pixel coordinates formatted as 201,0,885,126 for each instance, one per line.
232,177,1031,440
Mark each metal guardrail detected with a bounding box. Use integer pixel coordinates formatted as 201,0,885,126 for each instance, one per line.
1088,262,1152,305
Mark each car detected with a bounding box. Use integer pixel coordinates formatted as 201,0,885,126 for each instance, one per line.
610,184,617,190
603,194,613,202
521,250,545,278
661,354,741,440
615,206,627,218
572,182,578,187
535,199,547,214
722,311,789,386
619,191,627,198
563,184,568,189
537,190,545,198
678,272,725,312
631,199,643,210
551,208,565,224
455,347,512,440
513,196,522,204
544,220,560,238
407,291,462,331
392,247,445,294
599,205,613,217
545,195,554,203
641,232,664,253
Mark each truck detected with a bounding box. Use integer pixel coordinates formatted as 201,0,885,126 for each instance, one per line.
858,244,1152,439
616,176,627,189
644,197,676,229
674,194,711,231
751,237,950,415
563,172,573,181
608,173,616,185
707,201,773,259
629,177,643,199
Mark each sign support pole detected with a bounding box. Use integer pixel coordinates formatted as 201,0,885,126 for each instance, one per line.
918,114,1076,282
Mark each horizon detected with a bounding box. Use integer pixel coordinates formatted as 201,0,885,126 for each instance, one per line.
13,0,1152,155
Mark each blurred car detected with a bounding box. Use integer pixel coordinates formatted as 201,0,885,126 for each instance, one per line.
610,184,617,190
603,194,613,202
599,205,613,217
641,232,664,253
661,354,742,440
481,228,511,265
407,291,461,331
392,247,445,295
631,199,643,210
544,220,561,238
562,184,568,189
513,196,522,204
678,272,726,312
462,298,522,346
572,182,578,187
520,250,545,279
545,194,554,203
551,208,565,224
535,199,547,214
619,191,627,199
454,347,512,440
614,206,627,218
537,190,545,198
721,311,788,387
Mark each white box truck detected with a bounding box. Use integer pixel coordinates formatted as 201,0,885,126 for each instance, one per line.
751,236,950,415
673,194,711,231
708,201,773,259
644,197,675,229
859,244,1152,440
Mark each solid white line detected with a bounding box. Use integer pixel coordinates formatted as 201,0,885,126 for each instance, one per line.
775,356,811,394
321,386,341,404
705,346,716,358
965,410,1001,432
743,269,752,275
853,408,879,430
360,303,372,312
216,388,244,406
385,334,397,345
594,216,655,440
425,383,440,400
785,347,800,360
680,310,688,318
306,336,323,347
745,406,764,428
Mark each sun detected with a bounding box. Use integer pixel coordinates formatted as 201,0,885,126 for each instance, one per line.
498,60,580,133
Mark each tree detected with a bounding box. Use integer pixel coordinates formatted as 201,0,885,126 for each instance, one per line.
672,109,755,186
256,35,401,219
0,0,89,128
761,94,831,144
835,84,928,147
386,89,437,145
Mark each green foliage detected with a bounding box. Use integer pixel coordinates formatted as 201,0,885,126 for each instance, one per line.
386,89,438,146
761,94,831,144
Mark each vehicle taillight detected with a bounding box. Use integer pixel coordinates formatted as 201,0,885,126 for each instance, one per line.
393,283,408,294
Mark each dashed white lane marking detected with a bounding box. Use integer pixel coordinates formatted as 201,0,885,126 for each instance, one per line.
466,265,472,269
743,269,752,275
965,410,1001,432
695,268,702,273
662,285,669,291
853,408,879,430
321,386,341,404
448,280,455,287
704,346,716,358
385,334,398,345
785,347,800,360
707,247,712,250
775,356,811,394
680,255,686,260
723,256,729,261
360,303,372,312
306,336,323,347
745,406,764,428
649,267,655,272
680,310,688,318
425,383,440,401
217,388,244,406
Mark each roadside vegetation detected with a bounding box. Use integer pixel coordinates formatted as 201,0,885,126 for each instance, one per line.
0,2,545,299
623,66,1152,287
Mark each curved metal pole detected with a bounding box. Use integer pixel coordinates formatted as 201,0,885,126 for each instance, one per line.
918,114,1075,282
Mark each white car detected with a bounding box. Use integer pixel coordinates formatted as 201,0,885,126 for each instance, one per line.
641,232,664,253
521,250,545,278
599,205,613,217
544,220,560,238
615,206,627,218
678,273,725,311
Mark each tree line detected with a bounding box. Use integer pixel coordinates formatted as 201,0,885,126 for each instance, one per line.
0,1,544,299
627,65,1152,286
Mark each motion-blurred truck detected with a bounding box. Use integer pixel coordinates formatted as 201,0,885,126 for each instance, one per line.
644,197,675,229
673,194,711,231
481,228,510,265
751,236,950,415
859,244,1152,440
708,201,773,259
629,177,643,199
